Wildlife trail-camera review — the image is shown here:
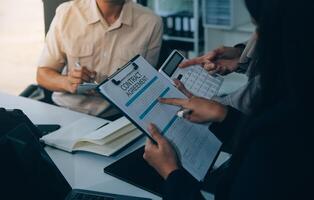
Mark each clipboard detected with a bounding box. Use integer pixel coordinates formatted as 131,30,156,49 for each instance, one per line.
97,55,222,182
96,55,155,142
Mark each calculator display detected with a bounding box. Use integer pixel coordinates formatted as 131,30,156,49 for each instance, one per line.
162,52,184,76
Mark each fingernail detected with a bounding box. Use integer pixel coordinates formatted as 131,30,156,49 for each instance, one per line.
174,79,180,84
148,123,153,130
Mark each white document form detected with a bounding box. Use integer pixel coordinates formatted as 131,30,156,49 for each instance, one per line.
98,55,222,181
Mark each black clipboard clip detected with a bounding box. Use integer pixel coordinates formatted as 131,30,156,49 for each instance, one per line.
111,62,139,85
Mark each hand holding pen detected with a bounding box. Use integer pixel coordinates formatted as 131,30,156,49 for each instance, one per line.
158,96,228,124
176,108,192,118
64,61,98,93
74,61,98,84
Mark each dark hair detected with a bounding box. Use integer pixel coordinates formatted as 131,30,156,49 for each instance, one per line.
245,0,314,114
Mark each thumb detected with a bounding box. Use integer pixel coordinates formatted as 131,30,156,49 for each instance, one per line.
148,124,164,143
173,79,193,98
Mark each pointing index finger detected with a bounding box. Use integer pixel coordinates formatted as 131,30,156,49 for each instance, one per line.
179,57,203,68
159,97,189,108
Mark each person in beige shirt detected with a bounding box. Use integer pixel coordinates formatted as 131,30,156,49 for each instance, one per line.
37,0,163,116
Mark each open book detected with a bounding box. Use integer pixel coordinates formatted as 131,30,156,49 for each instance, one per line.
40,117,143,156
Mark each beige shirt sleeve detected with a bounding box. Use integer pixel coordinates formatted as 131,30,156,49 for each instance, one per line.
145,17,163,68
38,5,67,71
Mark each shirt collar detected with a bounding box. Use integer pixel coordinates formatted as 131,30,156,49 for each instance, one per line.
118,0,133,27
82,0,133,26
81,0,101,25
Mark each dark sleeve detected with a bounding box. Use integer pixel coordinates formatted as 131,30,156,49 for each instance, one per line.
163,169,205,200
234,43,246,52
209,106,246,144
233,43,247,73
227,130,312,200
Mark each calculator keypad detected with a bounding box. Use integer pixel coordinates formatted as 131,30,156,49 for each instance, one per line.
178,66,223,99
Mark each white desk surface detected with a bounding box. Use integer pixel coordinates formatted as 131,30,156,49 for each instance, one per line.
0,92,229,200
0,92,160,200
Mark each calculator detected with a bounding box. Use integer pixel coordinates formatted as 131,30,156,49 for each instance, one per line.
159,50,224,99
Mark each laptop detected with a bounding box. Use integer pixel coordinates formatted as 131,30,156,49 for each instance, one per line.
2,122,150,200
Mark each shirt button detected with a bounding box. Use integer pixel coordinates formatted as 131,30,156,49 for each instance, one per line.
103,52,106,58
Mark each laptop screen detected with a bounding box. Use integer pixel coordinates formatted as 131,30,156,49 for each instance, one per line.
3,123,72,200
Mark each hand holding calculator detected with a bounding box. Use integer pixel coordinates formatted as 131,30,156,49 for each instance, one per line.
159,50,224,99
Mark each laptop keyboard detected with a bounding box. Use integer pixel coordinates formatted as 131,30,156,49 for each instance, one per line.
71,193,114,200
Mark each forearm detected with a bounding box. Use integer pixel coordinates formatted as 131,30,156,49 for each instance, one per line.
36,67,69,92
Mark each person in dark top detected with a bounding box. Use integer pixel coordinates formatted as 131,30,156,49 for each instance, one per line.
143,0,314,199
